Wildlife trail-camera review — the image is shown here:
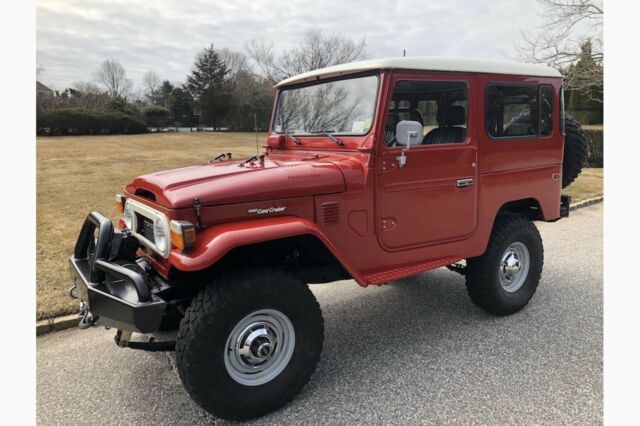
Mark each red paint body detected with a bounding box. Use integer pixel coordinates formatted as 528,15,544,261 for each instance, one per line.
123,69,564,286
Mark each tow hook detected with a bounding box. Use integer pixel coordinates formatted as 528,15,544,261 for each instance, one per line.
68,284,79,300
78,301,96,330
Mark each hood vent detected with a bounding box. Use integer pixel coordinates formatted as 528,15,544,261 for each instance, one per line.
135,189,156,201
321,202,340,225
285,164,321,180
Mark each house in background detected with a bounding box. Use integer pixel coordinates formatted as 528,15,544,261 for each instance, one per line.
37,81,53,96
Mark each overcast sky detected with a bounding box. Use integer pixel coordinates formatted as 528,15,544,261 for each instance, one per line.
37,0,546,91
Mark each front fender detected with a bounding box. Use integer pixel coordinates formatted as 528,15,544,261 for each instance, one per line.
167,216,364,283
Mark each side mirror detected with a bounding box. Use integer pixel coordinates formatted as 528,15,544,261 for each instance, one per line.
394,120,423,168
395,120,423,148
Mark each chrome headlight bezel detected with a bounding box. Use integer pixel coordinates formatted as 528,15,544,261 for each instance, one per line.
123,202,134,229
123,199,171,258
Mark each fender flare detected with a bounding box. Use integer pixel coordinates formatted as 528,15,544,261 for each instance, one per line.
168,216,365,283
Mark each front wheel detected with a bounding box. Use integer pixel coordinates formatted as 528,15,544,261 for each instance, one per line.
175,268,324,421
465,215,544,315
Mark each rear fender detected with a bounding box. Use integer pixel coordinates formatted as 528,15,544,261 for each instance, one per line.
168,216,365,284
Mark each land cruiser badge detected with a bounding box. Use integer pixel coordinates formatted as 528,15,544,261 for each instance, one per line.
248,206,287,215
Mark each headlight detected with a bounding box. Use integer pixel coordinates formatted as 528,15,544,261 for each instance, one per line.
153,218,167,253
123,202,134,229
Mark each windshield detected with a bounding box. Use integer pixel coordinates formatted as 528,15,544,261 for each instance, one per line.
273,74,378,136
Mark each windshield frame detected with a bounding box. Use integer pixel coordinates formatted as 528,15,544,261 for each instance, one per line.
271,71,381,138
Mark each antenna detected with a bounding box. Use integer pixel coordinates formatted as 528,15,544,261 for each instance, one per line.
402,49,406,57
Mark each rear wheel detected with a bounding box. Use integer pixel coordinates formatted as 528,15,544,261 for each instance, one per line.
175,268,324,421
465,215,544,315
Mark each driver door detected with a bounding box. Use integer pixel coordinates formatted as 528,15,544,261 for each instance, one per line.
376,74,478,251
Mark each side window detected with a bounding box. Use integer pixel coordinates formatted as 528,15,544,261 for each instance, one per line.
385,80,468,147
486,83,555,139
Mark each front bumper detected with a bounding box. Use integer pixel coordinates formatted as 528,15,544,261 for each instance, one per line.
69,211,166,333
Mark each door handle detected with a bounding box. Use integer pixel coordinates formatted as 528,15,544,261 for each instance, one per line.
456,178,473,188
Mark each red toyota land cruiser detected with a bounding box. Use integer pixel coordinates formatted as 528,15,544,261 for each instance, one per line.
69,57,588,420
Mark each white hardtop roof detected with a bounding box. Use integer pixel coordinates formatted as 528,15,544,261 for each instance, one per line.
275,57,561,88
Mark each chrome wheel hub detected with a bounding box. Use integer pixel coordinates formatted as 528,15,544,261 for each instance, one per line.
224,309,295,386
237,323,277,366
499,242,530,293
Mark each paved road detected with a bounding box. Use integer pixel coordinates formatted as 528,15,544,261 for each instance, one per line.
37,204,602,425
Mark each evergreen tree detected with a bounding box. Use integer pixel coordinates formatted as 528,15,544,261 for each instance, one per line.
563,40,603,123
185,45,230,129
159,80,175,108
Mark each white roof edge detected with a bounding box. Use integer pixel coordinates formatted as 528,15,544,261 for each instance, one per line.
275,57,561,88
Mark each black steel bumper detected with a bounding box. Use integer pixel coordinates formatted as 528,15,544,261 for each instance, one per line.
69,211,166,333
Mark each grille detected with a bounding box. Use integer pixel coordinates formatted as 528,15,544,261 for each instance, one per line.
138,214,155,243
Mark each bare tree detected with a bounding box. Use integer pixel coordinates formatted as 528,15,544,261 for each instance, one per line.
247,29,366,84
142,70,161,103
72,81,102,94
219,49,249,79
94,59,132,98
516,0,602,102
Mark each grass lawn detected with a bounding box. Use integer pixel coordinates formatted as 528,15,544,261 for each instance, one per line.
564,168,603,203
581,124,603,131
36,133,604,320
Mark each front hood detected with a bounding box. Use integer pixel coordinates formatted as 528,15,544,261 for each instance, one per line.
125,153,347,209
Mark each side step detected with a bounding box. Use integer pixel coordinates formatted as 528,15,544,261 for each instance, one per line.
363,256,462,285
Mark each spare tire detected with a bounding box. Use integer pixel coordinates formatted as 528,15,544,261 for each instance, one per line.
562,113,589,188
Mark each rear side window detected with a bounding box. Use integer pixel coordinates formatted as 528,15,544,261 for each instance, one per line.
486,84,555,139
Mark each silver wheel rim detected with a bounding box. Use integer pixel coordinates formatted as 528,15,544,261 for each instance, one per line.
499,242,530,293
224,309,295,386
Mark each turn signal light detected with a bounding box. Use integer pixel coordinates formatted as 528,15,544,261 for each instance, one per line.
115,194,126,213
170,220,196,252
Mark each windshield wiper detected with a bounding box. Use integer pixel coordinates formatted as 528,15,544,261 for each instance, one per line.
238,155,258,167
310,129,345,146
282,130,302,145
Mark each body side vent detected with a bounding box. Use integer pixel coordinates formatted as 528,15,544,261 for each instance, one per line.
321,201,340,225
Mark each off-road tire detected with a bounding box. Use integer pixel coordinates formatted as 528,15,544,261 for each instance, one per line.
562,113,589,188
465,215,544,316
175,268,324,421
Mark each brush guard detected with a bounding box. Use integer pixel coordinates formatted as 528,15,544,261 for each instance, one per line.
68,211,167,334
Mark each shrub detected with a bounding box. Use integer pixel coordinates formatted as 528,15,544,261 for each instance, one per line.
142,105,172,128
37,108,148,135
567,109,603,125
584,128,603,167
